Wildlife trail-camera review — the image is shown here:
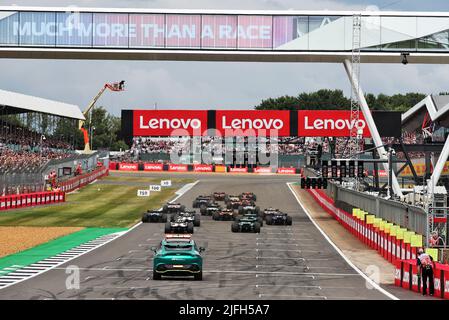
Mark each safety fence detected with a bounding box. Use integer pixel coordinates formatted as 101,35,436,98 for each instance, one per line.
303,167,427,237
109,162,300,175
58,166,109,193
308,188,449,300
0,190,65,211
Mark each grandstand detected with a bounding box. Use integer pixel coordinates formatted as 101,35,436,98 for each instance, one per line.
0,88,88,195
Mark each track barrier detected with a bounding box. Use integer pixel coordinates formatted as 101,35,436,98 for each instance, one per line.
307,187,449,299
0,166,108,212
0,190,65,212
58,166,109,193
109,161,301,175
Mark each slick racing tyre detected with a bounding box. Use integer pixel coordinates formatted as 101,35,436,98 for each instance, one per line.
265,215,273,225
254,222,261,233
286,216,293,225
164,222,171,233
212,212,219,221
194,214,201,227
200,205,207,215
231,222,239,233
187,222,194,234
161,214,167,223
142,215,148,223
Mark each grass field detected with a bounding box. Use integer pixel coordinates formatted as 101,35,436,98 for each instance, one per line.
0,176,194,228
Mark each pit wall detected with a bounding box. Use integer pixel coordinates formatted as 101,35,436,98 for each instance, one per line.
109,162,300,174
309,188,449,299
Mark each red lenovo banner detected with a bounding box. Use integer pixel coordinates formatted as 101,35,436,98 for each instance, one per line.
277,167,296,174
144,163,164,171
215,110,291,136
193,164,213,172
168,164,188,172
229,167,248,173
119,163,138,171
133,110,208,136
298,110,371,138
124,109,400,139
254,167,272,173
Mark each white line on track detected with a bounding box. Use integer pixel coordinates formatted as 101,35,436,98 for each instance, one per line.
286,182,399,301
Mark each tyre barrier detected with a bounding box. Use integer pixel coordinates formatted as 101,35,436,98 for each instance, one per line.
109,162,301,175
0,191,65,212
308,188,449,300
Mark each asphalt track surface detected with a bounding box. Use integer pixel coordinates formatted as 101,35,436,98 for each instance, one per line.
0,173,391,300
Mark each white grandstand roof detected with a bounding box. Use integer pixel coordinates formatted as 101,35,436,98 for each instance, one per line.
0,88,85,120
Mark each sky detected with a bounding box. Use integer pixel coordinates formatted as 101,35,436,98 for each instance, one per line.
0,0,449,115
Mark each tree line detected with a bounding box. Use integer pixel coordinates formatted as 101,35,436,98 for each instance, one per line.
254,89,428,112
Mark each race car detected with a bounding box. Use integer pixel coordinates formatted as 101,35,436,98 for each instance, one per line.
239,192,257,201
164,217,194,234
200,202,221,216
152,234,205,280
171,210,201,227
162,202,186,214
141,210,167,223
212,191,227,201
225,195,243,209
231,217,261,233
261,207,281,219
238,202,260,216
212,208,237,221
264,208,293,225
236,212,264,227
192,195,213,208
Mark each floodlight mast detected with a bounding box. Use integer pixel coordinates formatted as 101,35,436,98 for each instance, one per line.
79,81,125,154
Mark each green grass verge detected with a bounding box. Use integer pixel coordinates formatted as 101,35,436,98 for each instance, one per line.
0,176,194,228
0,227,125,276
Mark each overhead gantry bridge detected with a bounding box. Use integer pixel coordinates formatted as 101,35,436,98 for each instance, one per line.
1,7,449,196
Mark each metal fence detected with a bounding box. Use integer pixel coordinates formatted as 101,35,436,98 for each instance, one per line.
307,167,427,237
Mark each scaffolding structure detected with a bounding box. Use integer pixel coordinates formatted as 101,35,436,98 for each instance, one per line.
347,14,362,158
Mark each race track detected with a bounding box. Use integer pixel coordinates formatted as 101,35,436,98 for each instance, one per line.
0,173,392,300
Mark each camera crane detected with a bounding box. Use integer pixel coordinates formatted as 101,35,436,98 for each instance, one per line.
79,81,125,153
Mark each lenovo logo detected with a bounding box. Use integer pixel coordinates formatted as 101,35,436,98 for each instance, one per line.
221,116,284,130
298,110,371,137
304,116,366,131
139,116,202,130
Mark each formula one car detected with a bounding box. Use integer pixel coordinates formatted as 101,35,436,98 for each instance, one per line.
171,210,201,227
231,217,261,233
165,217,194,234
212,192,227,201
225,195,243,209
192,195,213,208
265,209,293,226
236,212,264,227
152,234,205,280
212,208,237,221
162,202,186,214
142,210,168,223
240,192,257,201
238,202,260,216
200,202,221,216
